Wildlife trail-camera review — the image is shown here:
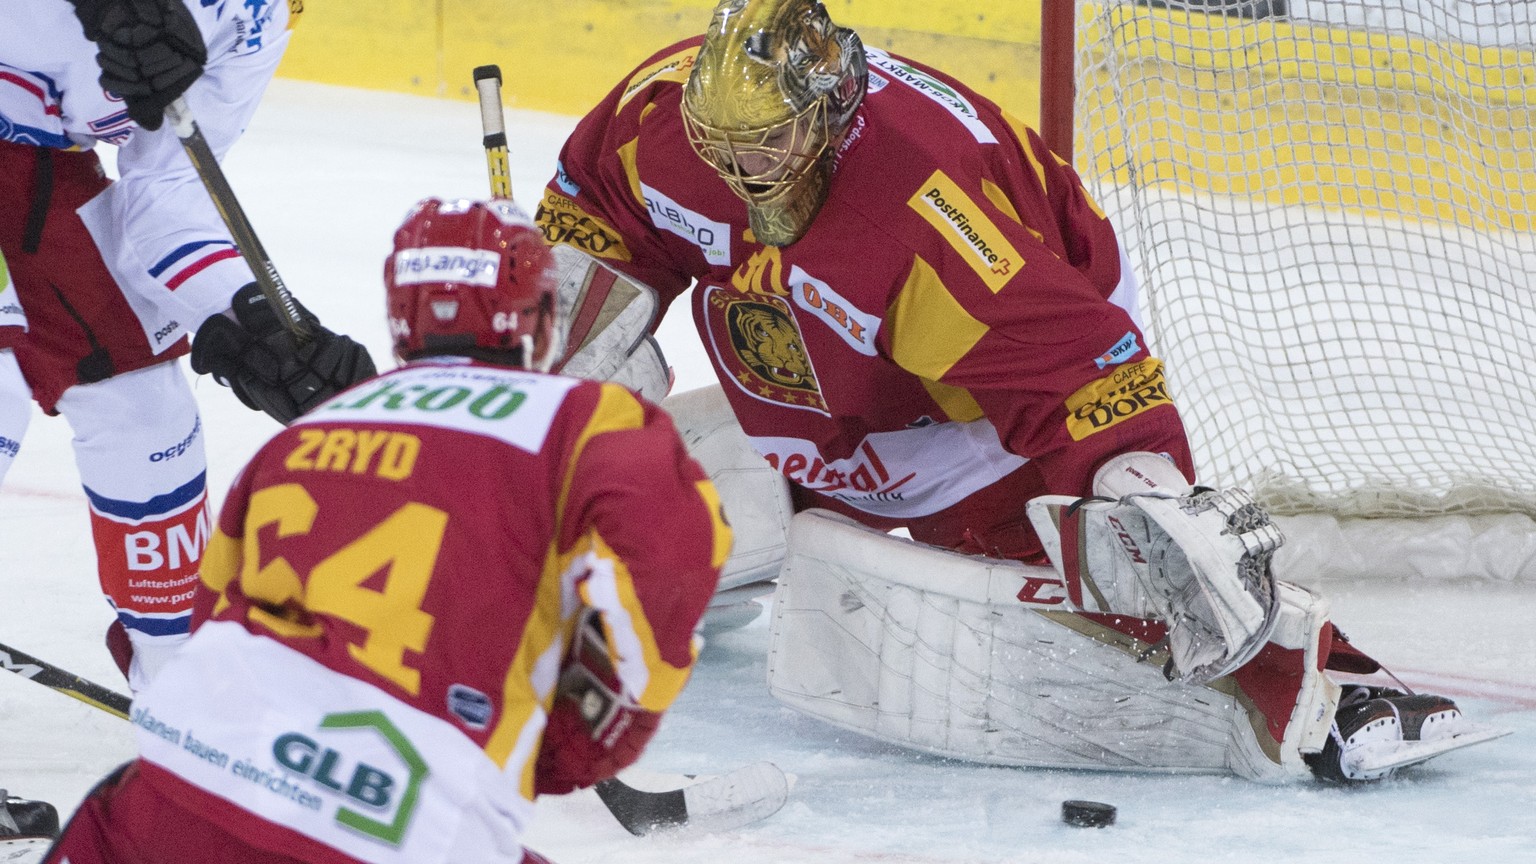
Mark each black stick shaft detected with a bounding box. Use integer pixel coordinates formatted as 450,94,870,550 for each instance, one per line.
0,641,131,720
163,97,309,341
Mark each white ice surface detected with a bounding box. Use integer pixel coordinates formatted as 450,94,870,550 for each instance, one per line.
1,79,1534,864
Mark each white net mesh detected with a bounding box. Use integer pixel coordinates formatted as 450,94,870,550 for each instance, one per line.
1071,0,1536,520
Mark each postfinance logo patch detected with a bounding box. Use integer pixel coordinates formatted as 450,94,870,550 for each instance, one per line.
909,171,1021,293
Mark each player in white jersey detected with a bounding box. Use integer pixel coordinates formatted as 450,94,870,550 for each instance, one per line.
0,0,375,698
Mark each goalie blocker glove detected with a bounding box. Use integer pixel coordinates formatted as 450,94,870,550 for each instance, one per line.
192,284,377,425
535,611,662,796
65,0,208,130
1027,452,1282,686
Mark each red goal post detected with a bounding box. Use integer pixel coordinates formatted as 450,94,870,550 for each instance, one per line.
1036,0,1536,582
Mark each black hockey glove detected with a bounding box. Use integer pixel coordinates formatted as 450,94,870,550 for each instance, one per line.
191,284,377,425
66,0,207,131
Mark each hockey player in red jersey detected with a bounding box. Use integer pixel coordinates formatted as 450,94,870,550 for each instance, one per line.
41,198,728,864
537,0,1503,785
0,0,375,691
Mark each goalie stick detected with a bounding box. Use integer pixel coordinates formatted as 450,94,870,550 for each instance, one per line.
472,65,515,200
0,638,788,834
162,97,310,341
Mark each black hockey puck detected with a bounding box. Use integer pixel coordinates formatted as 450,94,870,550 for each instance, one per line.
1061,799,1116,828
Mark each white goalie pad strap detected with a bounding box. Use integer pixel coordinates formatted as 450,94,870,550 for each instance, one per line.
550,244,664,397
1092,450,1192,498
767,509,1331,780
1027,485,1283,686
662,385,792,591
1226,580,1340,783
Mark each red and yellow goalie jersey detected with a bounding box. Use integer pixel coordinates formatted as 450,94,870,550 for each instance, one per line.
126,361,728,864
541,38,1195,557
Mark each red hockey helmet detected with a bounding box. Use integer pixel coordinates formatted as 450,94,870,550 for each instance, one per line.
385,197,563,370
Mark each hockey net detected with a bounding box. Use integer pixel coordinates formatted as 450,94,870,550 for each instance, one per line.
1041,0,1536,580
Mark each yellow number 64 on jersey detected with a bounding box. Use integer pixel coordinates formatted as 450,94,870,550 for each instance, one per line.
204,482,447,696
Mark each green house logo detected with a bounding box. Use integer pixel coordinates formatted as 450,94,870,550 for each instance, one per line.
273,710,429,846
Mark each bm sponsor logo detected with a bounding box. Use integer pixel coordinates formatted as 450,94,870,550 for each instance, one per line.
1094,331,1142,369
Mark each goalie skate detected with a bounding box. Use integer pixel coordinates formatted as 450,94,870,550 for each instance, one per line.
1310,687,1511,782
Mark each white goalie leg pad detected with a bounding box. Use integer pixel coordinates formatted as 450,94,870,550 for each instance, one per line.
549,245,670,402
1026,452,1282,686
662,385,792,591
767,509,1330,780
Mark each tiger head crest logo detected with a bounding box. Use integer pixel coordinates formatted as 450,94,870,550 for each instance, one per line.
704,288,828,413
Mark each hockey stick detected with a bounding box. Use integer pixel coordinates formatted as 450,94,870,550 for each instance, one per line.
595,762,789,835
0,641,130,720
162,97,310,341
472,65,515,200
0,637,786,834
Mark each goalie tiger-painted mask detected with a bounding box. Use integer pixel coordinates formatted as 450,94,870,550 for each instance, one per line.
682,0,868,247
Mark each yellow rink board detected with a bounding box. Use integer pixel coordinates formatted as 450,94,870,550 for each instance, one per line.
277,1,1534,231
276,0,1042,120
1076,3,1536,231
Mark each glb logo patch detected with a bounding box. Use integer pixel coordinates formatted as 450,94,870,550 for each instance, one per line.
703,286,828,415
272,710,428,846
909,171,1021,293
1094,331,1142,369
392,247,500,288
1064,359,1172,441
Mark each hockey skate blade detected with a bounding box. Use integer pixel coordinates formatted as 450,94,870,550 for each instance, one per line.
0,837,51,864
1349,723,1512,776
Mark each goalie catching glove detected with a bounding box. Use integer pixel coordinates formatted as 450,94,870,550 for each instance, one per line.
191,284,376,425
535,609,662,796
1026,452,1282,686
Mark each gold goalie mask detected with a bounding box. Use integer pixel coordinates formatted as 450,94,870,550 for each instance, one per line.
682,0,868,247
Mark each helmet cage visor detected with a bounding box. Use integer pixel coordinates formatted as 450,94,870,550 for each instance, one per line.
683,96,830,208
